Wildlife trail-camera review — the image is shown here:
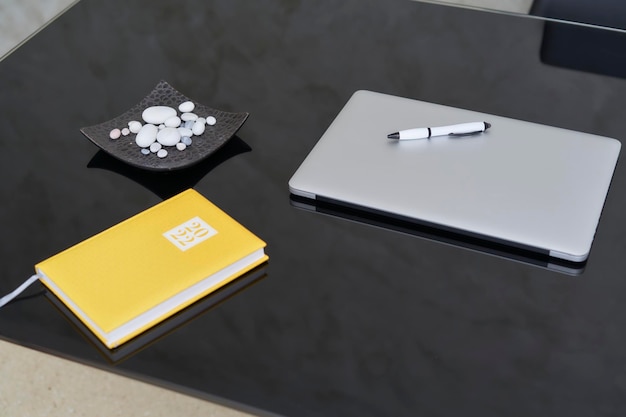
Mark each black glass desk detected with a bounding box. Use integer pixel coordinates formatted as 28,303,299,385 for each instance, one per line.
1,1,626,416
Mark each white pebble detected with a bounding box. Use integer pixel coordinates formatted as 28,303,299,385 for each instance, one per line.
156,127,181,146
141,148,151,155
135,123,158,147
177,127,193,137
121,127,130,136
164,116,181,128
142,106,177,124
181,136,192,146
184,120,194,129
128,120,142,133
157,149,168,158
192,120,206,136
178,101,195,113
176,142,187,151
109,128,121,139
150,142,162,153
206,116,217,126
180,112,198,122
158,124,165,129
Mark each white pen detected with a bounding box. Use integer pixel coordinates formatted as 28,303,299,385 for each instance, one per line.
387,121,491,140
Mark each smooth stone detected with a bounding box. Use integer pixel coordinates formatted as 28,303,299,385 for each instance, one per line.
128,120,142,133
141,148,151,155
184,120,194,129
157,149,168,158
135,124,158,147
192,120,205,136
149,142,162,153
177,127,192,137
156,127,181,146
109,128,121,139
181,136,192,146
176,142,187,151
142,106,177,124
180,112,198,122
206,116,217,126
121,127,130,136
178,101,195,113
164,116,181,128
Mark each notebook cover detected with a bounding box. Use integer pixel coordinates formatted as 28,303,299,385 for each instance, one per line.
35,189,268,348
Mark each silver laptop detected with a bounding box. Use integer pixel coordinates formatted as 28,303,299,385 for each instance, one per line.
289,90,621,263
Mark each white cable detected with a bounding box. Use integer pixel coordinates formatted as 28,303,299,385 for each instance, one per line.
0,274,40,308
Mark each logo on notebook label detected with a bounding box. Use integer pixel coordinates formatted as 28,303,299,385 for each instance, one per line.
163,216,217,251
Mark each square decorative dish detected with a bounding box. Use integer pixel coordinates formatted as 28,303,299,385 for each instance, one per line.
80,80,249,171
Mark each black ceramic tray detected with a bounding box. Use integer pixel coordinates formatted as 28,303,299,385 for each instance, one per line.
80,80,249,171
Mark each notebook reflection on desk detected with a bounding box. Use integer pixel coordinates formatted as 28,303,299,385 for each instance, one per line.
46,264,267,364
289,194,585,276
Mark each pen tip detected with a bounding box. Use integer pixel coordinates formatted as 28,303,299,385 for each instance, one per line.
484,122,491,130
387,132,400,139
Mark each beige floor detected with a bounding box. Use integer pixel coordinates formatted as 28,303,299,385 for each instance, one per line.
0,0,532,416
422,0,533,14
0,339,255,417
0,0,74,59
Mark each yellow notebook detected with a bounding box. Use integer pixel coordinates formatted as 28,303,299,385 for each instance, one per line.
35,189,268,349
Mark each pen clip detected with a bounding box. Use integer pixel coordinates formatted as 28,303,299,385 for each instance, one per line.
448,130,483,137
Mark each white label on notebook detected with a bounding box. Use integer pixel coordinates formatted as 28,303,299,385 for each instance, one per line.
163,216,217,251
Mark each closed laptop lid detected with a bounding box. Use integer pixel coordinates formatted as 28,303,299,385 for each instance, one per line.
289,90,621,263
